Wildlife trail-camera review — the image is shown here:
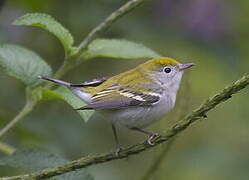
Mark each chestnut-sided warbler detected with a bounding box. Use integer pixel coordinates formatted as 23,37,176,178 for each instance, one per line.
39,57,194,152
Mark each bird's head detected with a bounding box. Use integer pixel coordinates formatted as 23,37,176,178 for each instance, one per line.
139,57,194,92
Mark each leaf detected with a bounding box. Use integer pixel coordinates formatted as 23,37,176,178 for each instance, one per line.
36,87,93,122
0,150,94,180
13,13,75,55
0,44,52,87
35,87,63,101
54,87,94,122
82,39,160,59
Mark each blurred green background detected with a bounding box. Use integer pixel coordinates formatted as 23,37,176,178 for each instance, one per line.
0,0,249,179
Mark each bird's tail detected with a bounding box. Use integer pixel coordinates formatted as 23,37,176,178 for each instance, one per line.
37,76,71,87
38,76,92,103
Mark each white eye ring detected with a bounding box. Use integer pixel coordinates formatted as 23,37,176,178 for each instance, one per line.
164,67,171,73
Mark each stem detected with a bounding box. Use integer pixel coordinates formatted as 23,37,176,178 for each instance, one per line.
76,0,145,56
141,138,176,180
48,0,147,82
0,94,36,139
4,74,249,180
45,60,74,89
53,61,71,79
0,142,16,155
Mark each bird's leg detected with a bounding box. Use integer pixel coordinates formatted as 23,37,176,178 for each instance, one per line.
130,127,160,146
112,124,124,155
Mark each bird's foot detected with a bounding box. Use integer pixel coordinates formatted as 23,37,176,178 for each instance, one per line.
113,145,125,156
147,133,160,146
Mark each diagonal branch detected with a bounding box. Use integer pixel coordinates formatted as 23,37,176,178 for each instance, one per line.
76,0,145,56
141,137,176,180
52,0,146,83
4,74,249,180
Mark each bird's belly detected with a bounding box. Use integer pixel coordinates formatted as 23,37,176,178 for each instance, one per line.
101,94,175,128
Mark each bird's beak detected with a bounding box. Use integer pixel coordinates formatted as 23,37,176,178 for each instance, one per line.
178,63,195,71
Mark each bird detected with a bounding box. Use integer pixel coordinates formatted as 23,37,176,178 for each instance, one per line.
38,57,194,153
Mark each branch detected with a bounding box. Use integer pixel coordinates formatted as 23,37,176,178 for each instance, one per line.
141,138,176,180
0,142,15,155
0,89,36,139
51,0,146,86
5,74,249,180
76,0,145,56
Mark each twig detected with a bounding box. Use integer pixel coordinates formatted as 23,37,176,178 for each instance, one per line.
4,74,249,180
76,0,145,56
0,89,36,139
141,138,176,180
0,142,15,155
48,0,146,85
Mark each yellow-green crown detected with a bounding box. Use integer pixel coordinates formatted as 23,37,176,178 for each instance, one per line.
140,57,180,71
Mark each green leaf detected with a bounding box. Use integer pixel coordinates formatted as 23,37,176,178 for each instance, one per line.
34,87,63,101
0,44,52,87
13,13,75,55
36,87,93,122
0,150,94,180
82,39,160,59
55,87,94,122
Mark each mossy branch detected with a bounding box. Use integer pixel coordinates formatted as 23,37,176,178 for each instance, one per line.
4,74,249,180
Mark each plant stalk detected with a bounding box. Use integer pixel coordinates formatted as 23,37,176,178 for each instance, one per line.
0,94,36,139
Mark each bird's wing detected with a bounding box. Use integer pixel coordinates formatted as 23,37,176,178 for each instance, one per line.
76,85,161,110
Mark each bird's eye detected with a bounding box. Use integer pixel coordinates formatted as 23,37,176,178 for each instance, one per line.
164,67,171,73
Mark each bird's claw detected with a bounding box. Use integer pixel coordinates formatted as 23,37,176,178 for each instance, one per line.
147,133,160,146
113,145,125,156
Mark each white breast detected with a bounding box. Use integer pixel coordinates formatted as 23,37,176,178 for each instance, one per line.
101,92,176,128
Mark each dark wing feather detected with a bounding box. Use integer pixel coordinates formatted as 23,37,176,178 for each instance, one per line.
70,77,109,87
76,88,161,110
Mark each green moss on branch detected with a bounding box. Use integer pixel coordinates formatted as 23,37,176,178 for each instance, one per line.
4,74,249,180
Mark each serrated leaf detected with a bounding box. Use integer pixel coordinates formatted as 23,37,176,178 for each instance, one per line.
0,44,52,87
37,87,93,122
0,150,94,180
82,39,160,59
13,13,75,55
